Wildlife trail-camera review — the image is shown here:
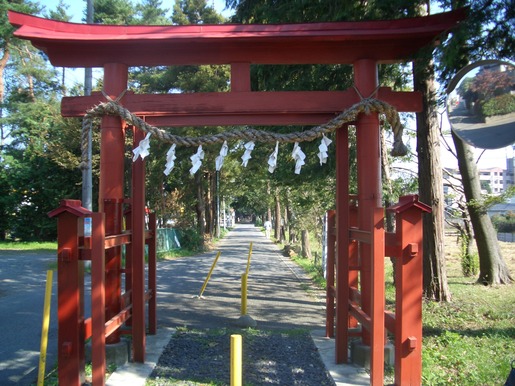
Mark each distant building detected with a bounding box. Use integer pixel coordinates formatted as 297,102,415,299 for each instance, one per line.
479,167,506,194
444,155,514,197
505,156,514,191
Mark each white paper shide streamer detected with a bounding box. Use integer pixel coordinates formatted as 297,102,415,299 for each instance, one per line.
268,141,279,173
291,142,306,174
241,141,255,167
318,134,332,165
132,132,152,162
215,141,229,171
189,145,205,175
164,144,177,176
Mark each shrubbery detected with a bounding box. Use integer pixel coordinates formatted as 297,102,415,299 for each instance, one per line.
491,211,515,233
481,94,515,117
176,228,205,252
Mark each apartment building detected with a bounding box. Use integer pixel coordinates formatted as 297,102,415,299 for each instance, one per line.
444,157,514,196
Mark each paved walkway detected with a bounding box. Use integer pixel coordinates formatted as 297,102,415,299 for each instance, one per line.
108,223,370,385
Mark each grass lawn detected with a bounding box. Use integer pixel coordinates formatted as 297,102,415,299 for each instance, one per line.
416,236,515,385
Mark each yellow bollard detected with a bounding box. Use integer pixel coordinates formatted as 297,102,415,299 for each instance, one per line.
240,273,248,316
245,242,253,275
198,251,222,298
230,334,242,386
37,270,53,386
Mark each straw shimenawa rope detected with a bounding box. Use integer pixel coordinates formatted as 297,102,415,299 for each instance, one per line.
79,96,408,170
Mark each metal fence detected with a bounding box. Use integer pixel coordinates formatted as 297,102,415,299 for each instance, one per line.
498,232,515,243
156,228,181,252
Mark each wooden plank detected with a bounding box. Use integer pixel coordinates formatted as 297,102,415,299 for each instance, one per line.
61,88,422,123
104,233,131,249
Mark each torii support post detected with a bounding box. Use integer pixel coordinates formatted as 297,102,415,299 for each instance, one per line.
132,127,146,362
354,58,381,347
91,212,106,386
147,211,157,335
325,210,336,338
101,63,128,345
387,195,431,385
335,124,350,364
48,200,91,386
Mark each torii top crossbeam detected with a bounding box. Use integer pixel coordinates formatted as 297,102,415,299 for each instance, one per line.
9,9,465,67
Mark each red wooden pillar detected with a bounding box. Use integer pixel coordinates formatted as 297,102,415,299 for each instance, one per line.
335,124,350,363
354,59,381,347
388,195,431,385
132,127,146,362
354,59,385,385
148,212,157,335
370,208,385,385
48,200,90,386
124,205,133,327
348,199,359,329
101,63,128,344
91,212,106,386
325,210,336,338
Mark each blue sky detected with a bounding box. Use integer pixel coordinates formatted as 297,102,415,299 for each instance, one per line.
42,0,233,22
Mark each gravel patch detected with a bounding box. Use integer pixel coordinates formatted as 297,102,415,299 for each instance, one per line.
148,327,336,386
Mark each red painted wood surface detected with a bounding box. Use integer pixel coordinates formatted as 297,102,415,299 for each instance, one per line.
325,210,336,339
388,195,431,385
132,127,146,363
48,200,90,386
370,208,385,385
9,9,466,67
101,64,128,346
147,212,157,335
335,124,349,364
91,212,106,386
354,59,380,348
61,88,422,127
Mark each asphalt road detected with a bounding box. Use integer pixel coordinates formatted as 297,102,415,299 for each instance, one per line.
448,101,515,149
0,250,59,385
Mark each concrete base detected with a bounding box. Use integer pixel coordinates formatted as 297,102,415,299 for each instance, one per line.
234,314,257,328
350,340,394,370
86,339,131,368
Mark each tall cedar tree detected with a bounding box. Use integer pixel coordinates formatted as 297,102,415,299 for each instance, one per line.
437,0,513,285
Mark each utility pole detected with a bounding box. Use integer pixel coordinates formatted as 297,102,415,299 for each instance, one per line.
81,0,94,210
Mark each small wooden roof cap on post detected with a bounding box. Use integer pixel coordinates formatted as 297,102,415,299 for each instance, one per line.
8,9,467,67
387,195,432,215
48,199,92,218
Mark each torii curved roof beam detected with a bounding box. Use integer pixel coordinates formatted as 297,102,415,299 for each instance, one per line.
9,9,466,67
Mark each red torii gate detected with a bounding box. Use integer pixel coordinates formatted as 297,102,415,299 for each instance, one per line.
9,9,465,386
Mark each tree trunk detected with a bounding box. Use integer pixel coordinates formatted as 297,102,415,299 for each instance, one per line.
452,132,513,284
414,57,452,302
205,172,214,237
301,230,312,259
274,188,281,240
194,171,205,237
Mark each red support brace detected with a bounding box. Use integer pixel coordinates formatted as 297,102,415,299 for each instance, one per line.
388,195,431,385
48,200,91,386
